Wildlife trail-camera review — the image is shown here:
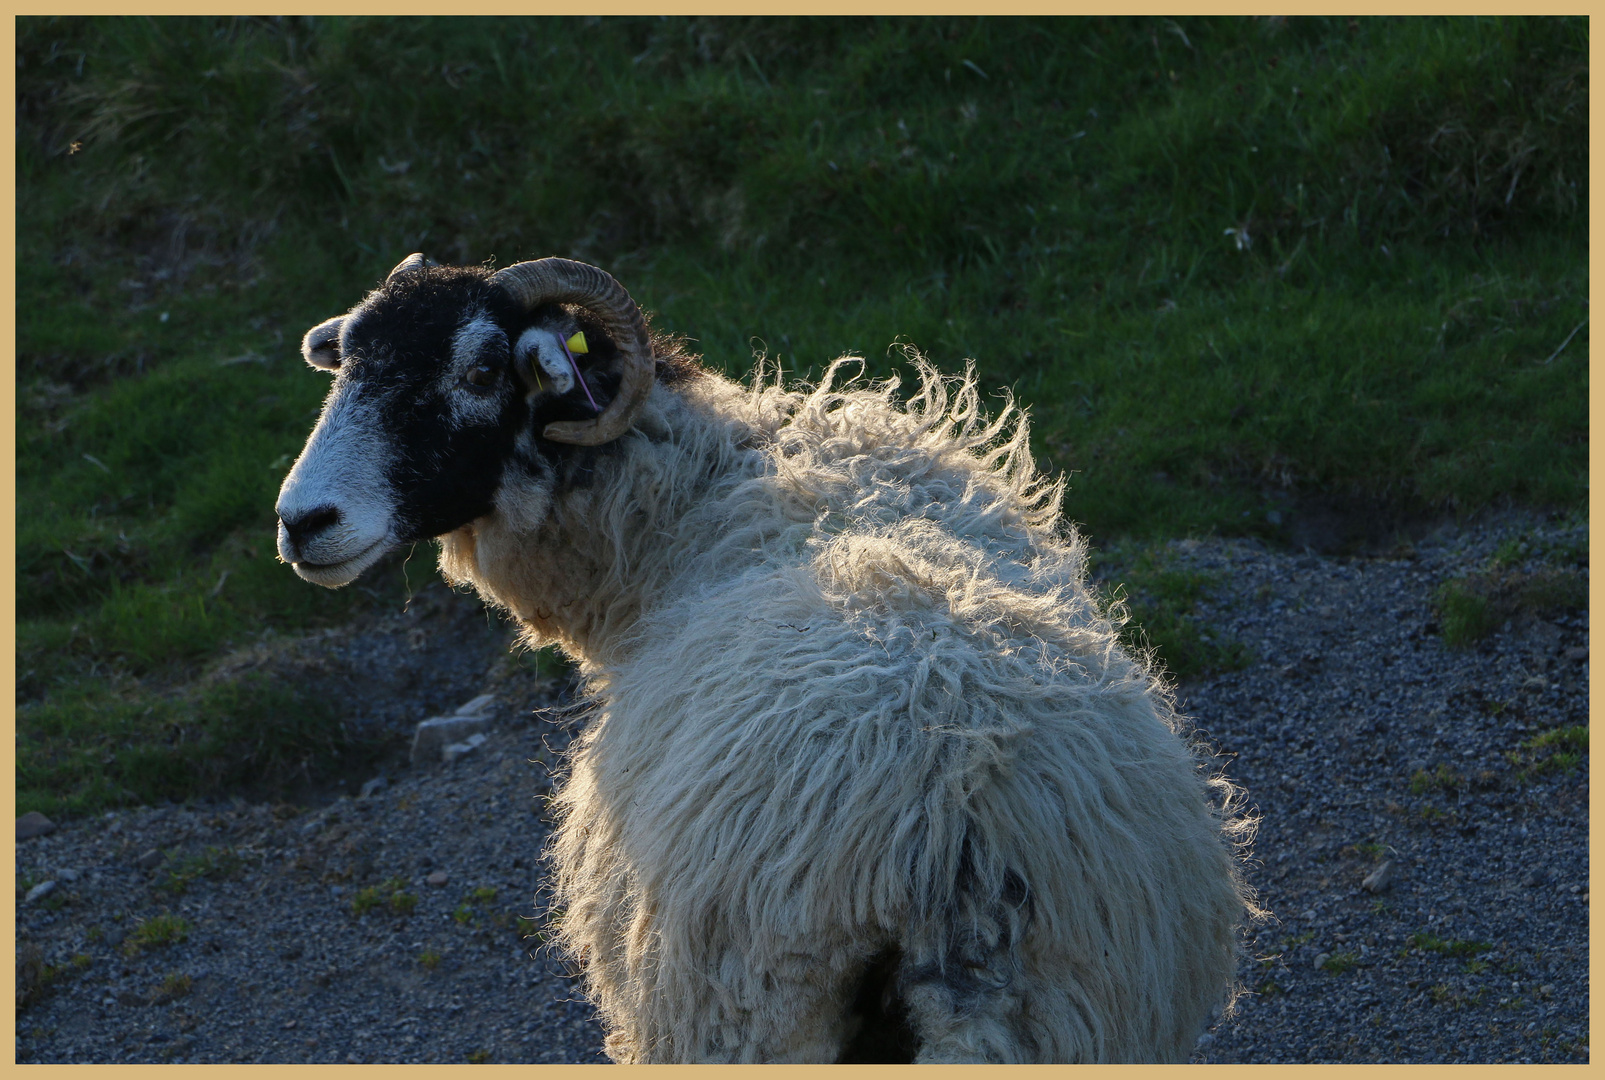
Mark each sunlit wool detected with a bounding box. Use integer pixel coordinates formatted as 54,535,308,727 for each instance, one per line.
437,356,1257,1062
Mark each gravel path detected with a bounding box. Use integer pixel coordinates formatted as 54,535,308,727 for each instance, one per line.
14,513,1587,1064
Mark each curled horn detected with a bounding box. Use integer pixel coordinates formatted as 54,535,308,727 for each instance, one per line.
490,258,654,446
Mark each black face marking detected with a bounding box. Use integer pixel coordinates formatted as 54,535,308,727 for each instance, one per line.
324,266,635,543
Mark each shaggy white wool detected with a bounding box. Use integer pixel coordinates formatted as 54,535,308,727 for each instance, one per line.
438,355,1256,1063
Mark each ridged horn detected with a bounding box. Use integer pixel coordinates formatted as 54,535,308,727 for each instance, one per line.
387,252,430,281
490,257,654,446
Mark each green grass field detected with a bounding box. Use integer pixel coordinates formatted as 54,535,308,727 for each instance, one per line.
17,16,1588,818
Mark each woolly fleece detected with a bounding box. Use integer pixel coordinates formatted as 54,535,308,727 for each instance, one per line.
437,356,1255,1062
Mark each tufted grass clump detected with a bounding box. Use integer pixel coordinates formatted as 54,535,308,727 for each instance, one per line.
1318,951,1359,974
150,971,194,1003
1508,724,1588,782
1409,763,1461,797
1408,932,1492,959
154,845,248,895
1434,581,1498,648
1434,568,1587,648
121,914,190,957
352,876,417,917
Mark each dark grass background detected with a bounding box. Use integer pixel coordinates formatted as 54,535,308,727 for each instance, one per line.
15,16,1588,817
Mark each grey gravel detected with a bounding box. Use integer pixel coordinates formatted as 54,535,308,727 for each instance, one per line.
15,512,1586,1063
1174,511,1589,1065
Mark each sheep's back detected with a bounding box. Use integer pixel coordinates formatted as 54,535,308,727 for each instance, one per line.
551,514,1244,1060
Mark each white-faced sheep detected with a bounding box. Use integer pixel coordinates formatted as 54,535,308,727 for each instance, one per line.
275,255,1257,1063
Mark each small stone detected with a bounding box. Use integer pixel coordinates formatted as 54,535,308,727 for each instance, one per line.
359,776,388,799
442,732,490,764
412,714,492,766
300,818,326,837
56,868,80,883
134,849,164,871
24,880,57,904
1195,1032,1215,1050
455,692,498,717
17,811,57,840
1565,646,1588,662
426,871,450,888
1312,952,1331,970
1362,861,1396,893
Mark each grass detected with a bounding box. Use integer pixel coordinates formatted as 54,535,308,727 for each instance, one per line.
150,971,194,1004
1092,543,1251,679
351,877,417,917
1318,950,1359,974
1507,724,1588,781
121,913,190,957
1433,514,1587,646
1409,763,1462,797
153,845,248,895
1435,567,1587,647
1408,932,1493,959
17,15,1589,818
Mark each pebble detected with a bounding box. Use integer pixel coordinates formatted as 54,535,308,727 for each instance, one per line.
24,881,57,904
442,733,490,764
1362,860,1396,893
17,811,57,840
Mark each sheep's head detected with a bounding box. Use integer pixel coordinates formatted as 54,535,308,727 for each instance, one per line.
275,255,654,587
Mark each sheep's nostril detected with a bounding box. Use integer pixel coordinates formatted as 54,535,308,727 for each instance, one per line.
281,505,342,550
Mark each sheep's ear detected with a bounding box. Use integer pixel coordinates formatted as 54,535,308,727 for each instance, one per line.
302,316,346,371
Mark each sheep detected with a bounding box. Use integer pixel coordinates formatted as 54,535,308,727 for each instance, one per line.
275,254,1257,1063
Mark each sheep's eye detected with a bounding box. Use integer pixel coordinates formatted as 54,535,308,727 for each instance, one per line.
464,363,498,389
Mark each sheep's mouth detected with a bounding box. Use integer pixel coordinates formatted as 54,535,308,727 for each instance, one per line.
291,538,394,588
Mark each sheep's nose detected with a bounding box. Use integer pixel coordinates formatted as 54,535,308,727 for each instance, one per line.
279,504,342,556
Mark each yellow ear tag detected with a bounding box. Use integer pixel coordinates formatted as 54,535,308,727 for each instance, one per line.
566,331,589,355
